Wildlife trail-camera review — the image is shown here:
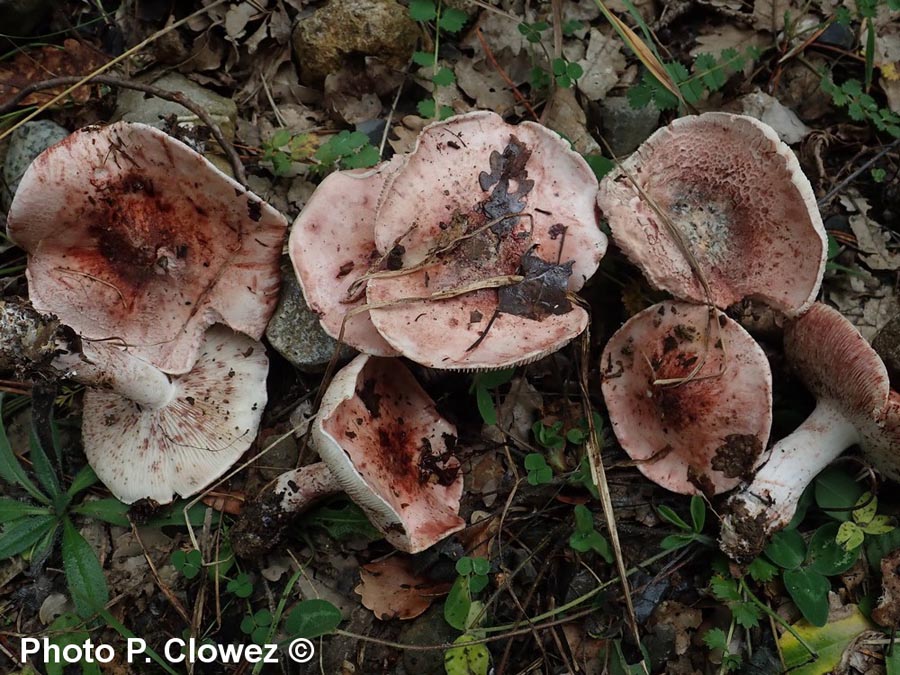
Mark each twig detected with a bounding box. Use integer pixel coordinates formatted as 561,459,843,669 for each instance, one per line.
475,28,539,121
0,74,246,187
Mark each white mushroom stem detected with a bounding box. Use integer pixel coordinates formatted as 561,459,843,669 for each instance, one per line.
720,400,860,560
54,346,176,410
231,463,343,558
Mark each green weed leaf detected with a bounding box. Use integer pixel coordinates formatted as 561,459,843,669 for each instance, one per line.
284,599,342,638
62,517,109,617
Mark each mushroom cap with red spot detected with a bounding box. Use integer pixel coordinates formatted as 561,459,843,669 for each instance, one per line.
600,301,773,495
312,354,464,553
367,111,605,369
7,122,287,374
288,158,402,356
597,113,825,317
785,303,900,473
82,326,268,504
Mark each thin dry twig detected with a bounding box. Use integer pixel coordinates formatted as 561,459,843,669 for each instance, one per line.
0,74,247,187
475,28,540,121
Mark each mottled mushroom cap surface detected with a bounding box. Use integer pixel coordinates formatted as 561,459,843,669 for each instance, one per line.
7,122,287,374
601,301,773,495
787,303,900,471
313,354,464,553
597,113,825,317
82,326,268,504
289,159,401,356
367,111,606,369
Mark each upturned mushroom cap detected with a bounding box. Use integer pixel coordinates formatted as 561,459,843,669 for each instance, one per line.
597,113,825,317
312,354,464,552
600,301,773,495
367,111,606,370
288,158,402,356
82,326,268,504
7,122,287,374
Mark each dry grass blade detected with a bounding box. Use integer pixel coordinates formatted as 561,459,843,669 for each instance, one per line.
576,323,646,672
592,0,684,109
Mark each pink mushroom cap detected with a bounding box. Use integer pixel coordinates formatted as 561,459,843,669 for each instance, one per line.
597,113,826,317
367,111,606,369
288,158,402,356
7,122,287,374
601,301,773,495
313,354,464,552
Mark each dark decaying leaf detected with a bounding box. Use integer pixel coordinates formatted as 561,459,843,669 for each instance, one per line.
498,252,574,320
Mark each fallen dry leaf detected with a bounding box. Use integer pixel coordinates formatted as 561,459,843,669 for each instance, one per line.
0,39,108,108
841,195,900,271
355,556,452,621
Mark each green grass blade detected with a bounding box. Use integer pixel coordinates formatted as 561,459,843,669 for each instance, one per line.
29,425,61,498
66,465,99,498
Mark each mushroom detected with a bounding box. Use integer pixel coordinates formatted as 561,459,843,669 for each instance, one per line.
232,353,463,556
288,157,402,356
6,122,287,374
597,113,826,317
364,111,606,369
720,303,900,561
82,326,268,504
600,301,773,495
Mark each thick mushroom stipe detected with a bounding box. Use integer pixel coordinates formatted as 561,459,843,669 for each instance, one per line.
7,122,287,374
314,354,464,552
600,301,773,495
82,326,268,504
720,304,900,561
367,111,605,370
597,113,826,317
288,158,402,356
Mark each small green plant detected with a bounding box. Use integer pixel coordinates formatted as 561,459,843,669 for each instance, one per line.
262,129,380,177
836,491,895,550
0,396,120,618
551,57,583,89
702,626,742,673
568,505,613,562
524,453,553,485
469,368,514,426
409,0,468,120
312,130,380,173
656,495,715,551
445,556,490,630
226,572,254,598
627,47,759,111
240,609,274,644
171,548,203,580
820,76,900,138
871,167,887,183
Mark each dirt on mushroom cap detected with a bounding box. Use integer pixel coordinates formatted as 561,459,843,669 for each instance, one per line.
367,111,605,370
597,113,826,317
600,300,772,495
7,122,287,374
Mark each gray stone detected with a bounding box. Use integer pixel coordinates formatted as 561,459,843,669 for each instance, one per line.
2,120,68,211
266,261,352,371
292,0,417,84
599,96,660,156
1,0,52,38
113,72,238,141
398,606,459,674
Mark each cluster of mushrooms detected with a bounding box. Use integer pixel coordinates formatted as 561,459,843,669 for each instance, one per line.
4,110,897,563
